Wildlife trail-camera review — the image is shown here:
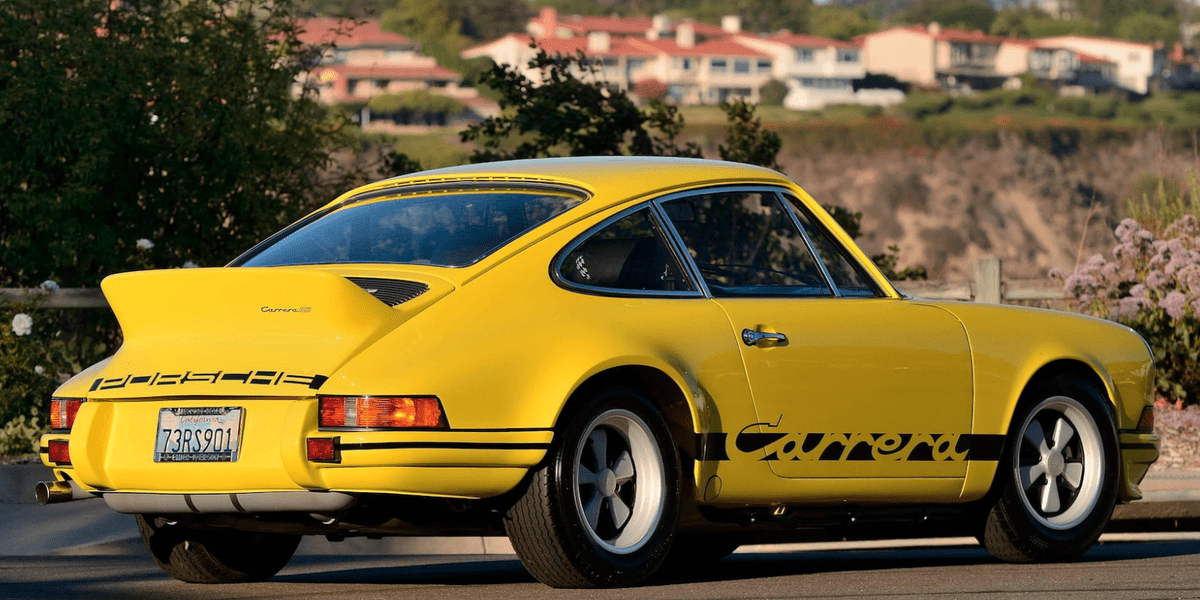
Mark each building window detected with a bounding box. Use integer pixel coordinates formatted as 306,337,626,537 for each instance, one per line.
796,48,813,63
347,79,359,96
711,58,728,73
837,49,859,63
757,60,772,73
734,59,751,74
674,57,693,71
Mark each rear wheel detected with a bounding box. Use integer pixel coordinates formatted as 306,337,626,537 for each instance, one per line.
135,514,301,583
505,387,680,588
981,375,1119,563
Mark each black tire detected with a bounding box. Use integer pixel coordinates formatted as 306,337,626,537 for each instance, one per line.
135,514,301,583
505,386,681,588
980,375,1119,563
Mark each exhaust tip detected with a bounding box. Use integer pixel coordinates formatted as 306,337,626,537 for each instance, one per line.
35,480,77,505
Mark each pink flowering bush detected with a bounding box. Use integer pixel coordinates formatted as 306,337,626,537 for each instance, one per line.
1052,215,1200,406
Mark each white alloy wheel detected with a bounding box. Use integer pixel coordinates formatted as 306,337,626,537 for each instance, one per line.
572,409,665,554
1014,396,1105,530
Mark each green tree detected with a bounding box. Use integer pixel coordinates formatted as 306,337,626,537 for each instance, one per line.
898,0,996,31
0,0,344,287
719,99,782,170
460,47,701,161
382,0,472,74
808,5,880,40
1113,12,1180,45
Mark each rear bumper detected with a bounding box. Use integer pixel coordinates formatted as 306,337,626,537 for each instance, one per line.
41,397,551,504
1118,431,1160,502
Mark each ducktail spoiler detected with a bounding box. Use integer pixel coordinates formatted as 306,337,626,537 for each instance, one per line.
89,268,409,398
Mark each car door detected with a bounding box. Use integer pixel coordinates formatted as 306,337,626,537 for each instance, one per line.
658,188,974,489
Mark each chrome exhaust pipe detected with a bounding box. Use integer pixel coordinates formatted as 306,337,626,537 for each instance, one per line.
35,480,95,505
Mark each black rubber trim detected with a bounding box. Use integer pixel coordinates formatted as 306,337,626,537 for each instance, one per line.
1119,443,1159,451
336,441,551,451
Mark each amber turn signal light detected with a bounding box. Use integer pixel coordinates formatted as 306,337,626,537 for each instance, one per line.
50,398,83,431
318,396,447,429
48,440,71,465
1137,406,1155,432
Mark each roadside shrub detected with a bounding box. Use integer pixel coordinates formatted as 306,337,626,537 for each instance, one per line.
902,93,953,120
0,301,57,455
759,79,789,107
1052,214,1200,405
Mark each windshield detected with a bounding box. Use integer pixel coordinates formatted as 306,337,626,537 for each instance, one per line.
237,190,584,268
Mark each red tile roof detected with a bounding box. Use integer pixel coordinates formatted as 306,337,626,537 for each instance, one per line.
688,38,770,57
298,18,413,47
313,64,457,81
762,32,860,49
539,13,725,38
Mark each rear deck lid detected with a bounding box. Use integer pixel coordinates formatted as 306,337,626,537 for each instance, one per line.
88,268,439,398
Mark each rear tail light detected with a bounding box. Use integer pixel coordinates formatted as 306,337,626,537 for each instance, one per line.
306,437,340,462
318,396,447,429
50,398,84,430
48,440,71,465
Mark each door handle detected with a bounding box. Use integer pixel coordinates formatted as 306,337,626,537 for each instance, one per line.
741,328,788,347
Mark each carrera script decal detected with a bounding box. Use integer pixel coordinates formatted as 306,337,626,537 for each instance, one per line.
695,419,1005,462
90,371,329,392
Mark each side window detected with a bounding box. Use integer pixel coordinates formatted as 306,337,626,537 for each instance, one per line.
784,195,882,297
661,191,831,296
559,208,694,293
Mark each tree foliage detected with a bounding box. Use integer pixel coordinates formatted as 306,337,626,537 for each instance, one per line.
0,0,345,287
896,0,995,31
719,99,782,170
460,47,701,161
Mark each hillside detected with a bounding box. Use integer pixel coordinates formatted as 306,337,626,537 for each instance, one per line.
756,127,1197,281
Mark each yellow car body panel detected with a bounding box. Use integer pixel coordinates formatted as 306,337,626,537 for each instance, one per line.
39,156,1155,516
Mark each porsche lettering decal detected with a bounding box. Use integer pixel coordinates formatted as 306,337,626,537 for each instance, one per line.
695,422,1004,462
90,371,329,391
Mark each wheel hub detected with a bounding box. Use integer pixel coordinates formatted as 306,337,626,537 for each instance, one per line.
599,468,619,497
1045,451,1065,478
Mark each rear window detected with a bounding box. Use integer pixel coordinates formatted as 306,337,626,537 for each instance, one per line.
237,191,583,268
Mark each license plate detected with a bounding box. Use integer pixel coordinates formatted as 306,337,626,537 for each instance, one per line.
154,407,243,463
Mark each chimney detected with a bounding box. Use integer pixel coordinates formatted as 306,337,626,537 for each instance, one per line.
588,31,611,53
677,19,695,49
928,21,941,36
652,14,670,34
721,15,741,34
645,28,659,41
538,6,557,40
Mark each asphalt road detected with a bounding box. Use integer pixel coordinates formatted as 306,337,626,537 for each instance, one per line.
4,535,1200,600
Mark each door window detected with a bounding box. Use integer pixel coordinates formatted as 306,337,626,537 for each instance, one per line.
661,191,831,297
784,196,882,297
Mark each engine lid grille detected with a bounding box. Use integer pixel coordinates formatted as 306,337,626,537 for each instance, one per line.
346,277,430,307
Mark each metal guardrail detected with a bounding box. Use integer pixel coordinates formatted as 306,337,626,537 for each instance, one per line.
0,256,1068,309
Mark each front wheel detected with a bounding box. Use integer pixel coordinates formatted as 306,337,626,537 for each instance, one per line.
980,375,1119,563
135,515,301,583
505,387,681,588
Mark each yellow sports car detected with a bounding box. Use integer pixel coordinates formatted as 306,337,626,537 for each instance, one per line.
38,157,1158,588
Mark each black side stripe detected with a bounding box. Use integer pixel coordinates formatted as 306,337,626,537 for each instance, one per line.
337,441,551,451
692,432,1007,462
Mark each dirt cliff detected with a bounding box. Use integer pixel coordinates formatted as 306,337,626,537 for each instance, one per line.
771,129,1200,280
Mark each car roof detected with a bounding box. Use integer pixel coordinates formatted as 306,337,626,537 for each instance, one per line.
331,157,793,213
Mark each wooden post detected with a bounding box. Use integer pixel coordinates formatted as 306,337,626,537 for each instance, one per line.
974,255,1002,304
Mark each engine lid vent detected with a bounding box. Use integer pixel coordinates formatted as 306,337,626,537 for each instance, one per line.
346,277,430,307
